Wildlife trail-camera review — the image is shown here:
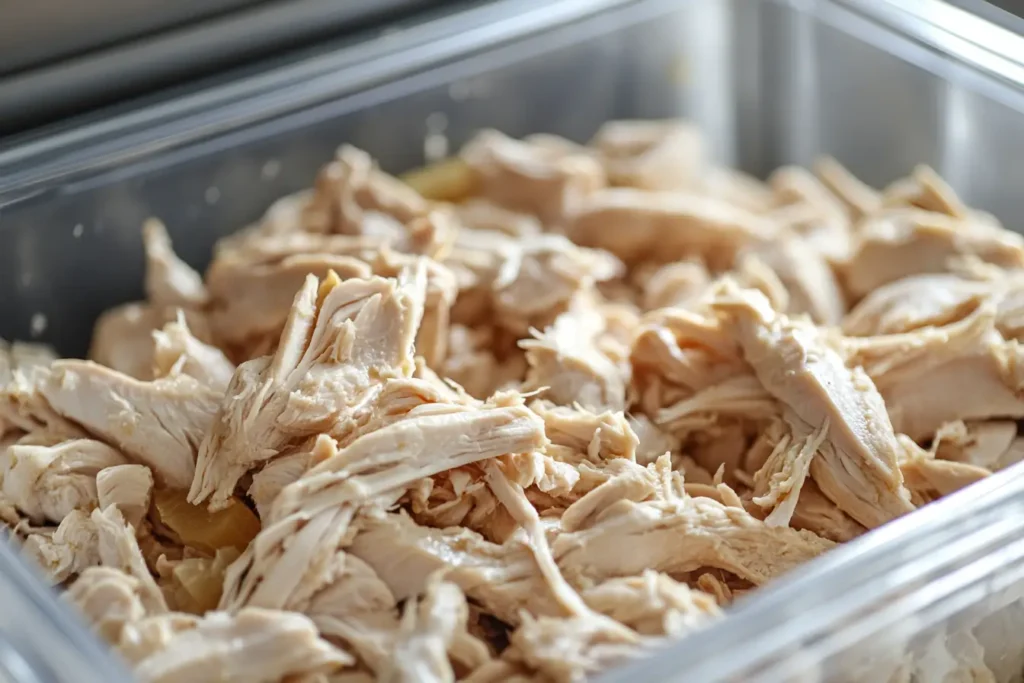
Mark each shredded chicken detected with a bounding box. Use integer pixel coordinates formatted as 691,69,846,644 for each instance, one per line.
5,121,1016,682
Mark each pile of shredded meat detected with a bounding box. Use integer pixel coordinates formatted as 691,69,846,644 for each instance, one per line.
4,120,1024,683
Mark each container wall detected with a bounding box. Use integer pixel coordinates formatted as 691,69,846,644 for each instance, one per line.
746,0,1024,228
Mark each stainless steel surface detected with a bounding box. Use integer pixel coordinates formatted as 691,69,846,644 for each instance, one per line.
0,0,445,136
3,0,1024,680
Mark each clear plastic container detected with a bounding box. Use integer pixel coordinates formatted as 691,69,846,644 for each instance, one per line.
4,0,1024,680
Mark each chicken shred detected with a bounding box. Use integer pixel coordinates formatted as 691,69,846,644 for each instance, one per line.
4,121,1018,682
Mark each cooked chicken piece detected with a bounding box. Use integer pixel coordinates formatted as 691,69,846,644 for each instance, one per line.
441,325,526,399
554,458,834,585
908,627,996,683
841,209,1024,301
192,268,426,509
378,577,491,683
92,506,168,613
304,145,429,236
1,339,57,372
1,340,60,428
789,480,866,543
407,467,516,540
814,156,882,220
39,360,220,489
567,188,779,268
370,248,459,369
995,437,1024,472
208,211,453,349
732,252,791,315
557,489,835,585
521,298,630,412
0,491,20,528
117,611,200,665
89,302,216,380
751,420,830,527
694,572,735,606
443,225,520,296
881,165,970,219
66,566,149,643
768,166,851,262
302,553,401,673
248,450,314,519
638,259,711,311
933,420,1017,470
18,487,163,586
714,287,914,528
269,402,547,522
739,237,846,325
142,219,209,309
2,437,128,524
460,129,605,225
206,234,375,353
583,570,721,636
771,164,849,219
232,190,314,240
350,510,556,626
454,199,542,238
1,376,84,444
21,509,101,583
898,436,990,506
590,119,704,191
88,303,163,380
840,296,996,381
844,305,1024,440
446,224,622,336
843,274,991,336
630,305,749,414
531,401,638,462
656,374,776,434
152,311,235,390
499,613,645,683
629,415,680,466
88,223,210,378
701,167,777,214
228,393,545,611
220,504,359,613
887,348,1024,441
685,420,759,492
500,450,580,505
558,459,665,534
484,461,636,646
493,234,622,331
126,608,351,683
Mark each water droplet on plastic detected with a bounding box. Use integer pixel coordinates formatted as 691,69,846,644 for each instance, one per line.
262,160,281,180
30,313,47,337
